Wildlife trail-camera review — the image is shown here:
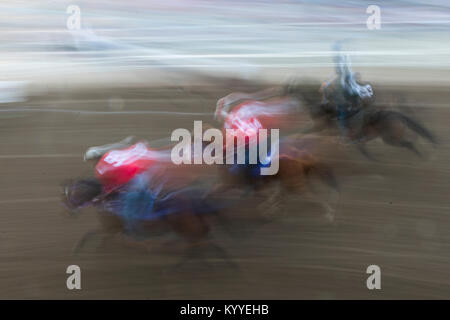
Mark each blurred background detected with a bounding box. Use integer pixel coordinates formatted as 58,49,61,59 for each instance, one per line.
1,0,449,89
0,0,449,299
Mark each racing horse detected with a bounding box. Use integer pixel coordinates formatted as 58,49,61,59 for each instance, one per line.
205,131,340,221
63,141,238,269
218,82,437,160
211,88,340,219
284,81,438,160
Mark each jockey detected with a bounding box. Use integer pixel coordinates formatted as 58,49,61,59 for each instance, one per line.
85,140,174,226
82,139,216,232
94,141,163,194
215,86,301,166
321,49,374,140
215,87,298,128
218,98,295,181
84,137,176,195
222,101,266,179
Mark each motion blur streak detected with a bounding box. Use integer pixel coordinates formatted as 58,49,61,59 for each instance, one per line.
0,0,449,300
0,0,449,86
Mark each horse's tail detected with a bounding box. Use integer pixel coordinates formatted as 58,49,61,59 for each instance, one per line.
382,111,437,145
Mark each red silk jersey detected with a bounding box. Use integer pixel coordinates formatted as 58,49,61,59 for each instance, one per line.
223,101,266,150
223,101,265,135
222,100,288,151
95,142,157,193
223,99,297,135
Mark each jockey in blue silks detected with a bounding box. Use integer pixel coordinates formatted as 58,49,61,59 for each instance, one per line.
321,47,374,141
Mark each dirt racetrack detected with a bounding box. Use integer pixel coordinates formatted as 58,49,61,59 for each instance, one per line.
0,76,449,299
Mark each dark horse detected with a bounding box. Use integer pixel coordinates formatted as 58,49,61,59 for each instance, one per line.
284,81,438,160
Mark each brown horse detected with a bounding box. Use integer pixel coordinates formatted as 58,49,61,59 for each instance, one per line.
205,132,340,222
62,168,237,269
212,87,338,218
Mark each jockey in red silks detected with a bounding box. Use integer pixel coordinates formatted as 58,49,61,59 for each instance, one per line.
87,139,202,195
216,90,300,156
85,140,212,229
94,141,160,194
215,92,300,179
87,139,181,197
216,93,300,136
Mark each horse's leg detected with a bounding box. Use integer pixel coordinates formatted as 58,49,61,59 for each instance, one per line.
399,140,423,157
257,156,306,219
307,195,336,223
285,157,338,222
73,228,122,254
301,119,327,134
256,179,287,220
378,118,420,157
203,180,230,199
356,143,378,162
204,165,242,199
211,210,243,238
166,212,210,269
167,213,237,270
374,110,430,157
308,162,341,223
383,136,423,158
170,240,238,272
73,211,124,254
73,229,102,254
308,161,340,192
296,189,336,223
201,242,238,269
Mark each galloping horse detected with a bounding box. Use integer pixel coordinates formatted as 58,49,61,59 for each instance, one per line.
63,140,237,268
284,81,438,160
216,80,437,161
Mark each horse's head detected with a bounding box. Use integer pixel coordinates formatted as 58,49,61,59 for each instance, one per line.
62,178,103,213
